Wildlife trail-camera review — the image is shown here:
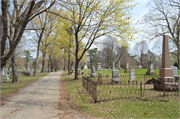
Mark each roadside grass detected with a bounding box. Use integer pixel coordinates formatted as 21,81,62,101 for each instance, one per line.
62,71,179,118
1,72,49,97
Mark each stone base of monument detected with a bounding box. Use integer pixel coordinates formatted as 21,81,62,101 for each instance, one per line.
174,76,179,81
124,68,130,73
111,78,120,83
154,81,180,91
146,69,157,75
91,73,96,78
2,75,9,80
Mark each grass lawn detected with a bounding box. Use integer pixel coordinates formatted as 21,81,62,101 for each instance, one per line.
62,71,179,118
1,72,49,98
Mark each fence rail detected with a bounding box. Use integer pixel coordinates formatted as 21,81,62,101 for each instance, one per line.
82,76,179,103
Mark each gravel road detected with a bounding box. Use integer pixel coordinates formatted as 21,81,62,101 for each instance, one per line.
0,72,89,119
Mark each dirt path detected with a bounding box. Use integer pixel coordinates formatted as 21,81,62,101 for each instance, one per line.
0,71,89,119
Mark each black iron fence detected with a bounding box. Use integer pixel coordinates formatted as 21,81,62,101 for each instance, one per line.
82,76,179,103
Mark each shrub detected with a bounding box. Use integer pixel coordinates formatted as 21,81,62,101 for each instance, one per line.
81,66,84,69
174,62,179,69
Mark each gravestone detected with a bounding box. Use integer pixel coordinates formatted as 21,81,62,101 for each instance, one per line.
98,72,103,84
83,62,88,70
171,66,178,76
171,66,179,81
2,68,9,80
146,58,156,75
113,62,116,70
105,69,107,71
124,59,130,73
96,63,102,71
138,65,142,69
91,66,96,78
111,70,120,83
147,50,150,69
129,68,136,81
2,67,4,75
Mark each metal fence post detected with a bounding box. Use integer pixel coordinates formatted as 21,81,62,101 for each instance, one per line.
94,84,97,103
163,79,165,97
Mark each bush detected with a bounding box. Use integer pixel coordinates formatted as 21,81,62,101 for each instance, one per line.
81,66,84,69
174,62,179,69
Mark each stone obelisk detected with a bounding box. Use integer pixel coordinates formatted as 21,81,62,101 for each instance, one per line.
158,35,175,82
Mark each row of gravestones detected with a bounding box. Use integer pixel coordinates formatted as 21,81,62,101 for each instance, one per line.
1,68,42,85
85,59,160,71
92,66,179,84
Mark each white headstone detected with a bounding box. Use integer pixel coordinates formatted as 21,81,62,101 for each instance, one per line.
111,70,120,83
2,67,5,75
129,68,136,81
83,62,88,70
171,66,178,76
113,61,116,70
96,63,102,71
2,68,9,80
150,62,154,69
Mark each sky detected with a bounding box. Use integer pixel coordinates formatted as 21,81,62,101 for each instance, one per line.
129,0,154,52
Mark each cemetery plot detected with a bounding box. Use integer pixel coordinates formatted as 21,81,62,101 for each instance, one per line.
82,76,179,103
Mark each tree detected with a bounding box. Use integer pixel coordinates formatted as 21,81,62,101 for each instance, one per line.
88,48,98,69
24,50,32,68
49,0,138,79
1,0,55,83
143,0,180,67
133,41,148,68
1,0,55,69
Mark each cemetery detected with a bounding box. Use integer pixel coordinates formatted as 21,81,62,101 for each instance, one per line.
1,0,180,118
80,35,179,103
60,34,179,118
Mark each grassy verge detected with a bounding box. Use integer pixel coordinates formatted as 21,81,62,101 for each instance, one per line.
62,72,179,118
1,72,49,98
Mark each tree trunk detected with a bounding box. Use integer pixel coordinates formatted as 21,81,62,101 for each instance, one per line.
34,28,44,76
50,59,53,72
11,52,18,83
64,57,66,71
34,46,39,76
48,59,50,72
68,52,71,75
74,59,79,80
41,51,46,73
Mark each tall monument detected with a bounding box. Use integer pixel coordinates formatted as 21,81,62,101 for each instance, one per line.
158,35,175,81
